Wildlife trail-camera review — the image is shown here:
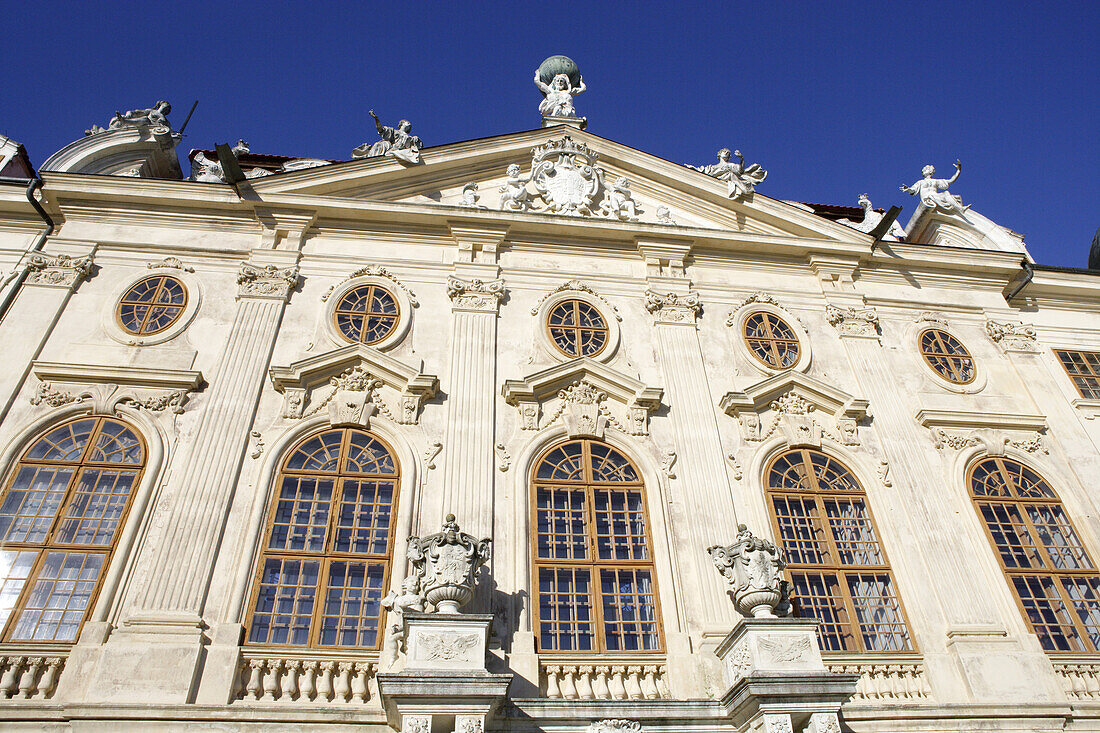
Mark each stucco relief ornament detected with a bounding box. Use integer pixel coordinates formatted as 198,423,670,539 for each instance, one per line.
599,177,640,221
824,304,879,336
352,110,422,165
986,319,1037,351
530,136,605,216
406,514,491,614
587,721,642,733
644,290,702,322
708,524,793,619
901,160,970,216
447,275,505,310
689,148,767,199
25,253,94,287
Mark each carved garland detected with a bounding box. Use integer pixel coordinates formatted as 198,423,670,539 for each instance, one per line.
321,264,419,306
929,426,1047,454
530,280,622,321
737,391,860,446
725,291,782,326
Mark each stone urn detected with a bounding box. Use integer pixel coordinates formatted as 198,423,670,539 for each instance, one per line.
407,514,491,614
708,524,792,619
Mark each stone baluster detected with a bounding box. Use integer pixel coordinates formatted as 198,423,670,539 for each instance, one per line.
575,665,594,699
245,659,264,700
18,657,43,699
317,661,335,701
640,665,659,699
280,660,300,701
262,659,281,700
592,665,611,699
299,662,317,701
624,665,643,699
351,663,369,702
334,661,353,701
366,665,381,703
38,658,63,699
544,665,562,698
0,657,23,698
656,666,671,698
607,666,627,700
559,665,578,699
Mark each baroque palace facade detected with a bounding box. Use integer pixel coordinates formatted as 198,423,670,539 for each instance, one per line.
0,58,1099,732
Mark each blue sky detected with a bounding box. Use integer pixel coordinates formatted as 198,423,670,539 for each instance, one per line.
4,1,1097,266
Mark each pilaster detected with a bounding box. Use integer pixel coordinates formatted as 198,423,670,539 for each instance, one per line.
644,278,739,629
0,240,95,424
91,250,300,704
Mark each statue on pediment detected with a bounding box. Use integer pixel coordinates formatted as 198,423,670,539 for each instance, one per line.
599,177,639,220
689,148,767,199
901,160,969,215
87,100,173,136
499,164,533,212
535,71,587,118
353,110,423,165
459,182,487,209
838,194,906,238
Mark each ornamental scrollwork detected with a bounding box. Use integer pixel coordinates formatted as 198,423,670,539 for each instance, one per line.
644,289,701,323
406,513,491,614
147,256,194,272
587,721,642,733
236,262,299,300
530,280,622,321
321,264,419,306
708,524,792,619
985,319,1037,351
825,304,879,337
447,275,505,311
725,291,781,326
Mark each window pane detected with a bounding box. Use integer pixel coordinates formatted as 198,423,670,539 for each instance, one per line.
268,476,333,552
979,502,1042,569
846,573,912,651
791,571,854,652
1027,505,1091,570
1063,576,1100,650
54,469,137,545
588,443,639,483
1056,350,1100,399
538,567,593,651
536,487,587,560
600,569,659,651
537,443,584,481
0,550,37,630
318,561,385,646
334,285,399,345
773,495,830,565
826,499,883,566
343,432,397,475
592,488,648,561
1012,574,1085,652
285,431,344,472
248,558,319,646
25,419,96,461
88,420,143,464
12,551,104,641
333,479,394,554
0,465,73,543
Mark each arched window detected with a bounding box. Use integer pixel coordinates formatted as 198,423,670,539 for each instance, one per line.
246,428,399,648
743,311,800,369
532,439,661,653
546,299,609,358
765,449,913,652
969,457,1100,652
0,416,144,642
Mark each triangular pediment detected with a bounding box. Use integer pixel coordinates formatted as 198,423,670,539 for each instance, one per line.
720,371,868,420
246,126,869,242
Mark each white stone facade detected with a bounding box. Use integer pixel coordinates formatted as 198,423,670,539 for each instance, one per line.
0,117,1097,733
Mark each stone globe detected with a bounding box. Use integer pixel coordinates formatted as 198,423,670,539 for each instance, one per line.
537,55,581,89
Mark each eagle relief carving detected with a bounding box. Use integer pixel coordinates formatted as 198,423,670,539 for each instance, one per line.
418,632,480,661
758,635,811,663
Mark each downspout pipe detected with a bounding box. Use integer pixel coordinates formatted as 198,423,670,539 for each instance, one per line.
1004,259,1034,302
0,176,55,324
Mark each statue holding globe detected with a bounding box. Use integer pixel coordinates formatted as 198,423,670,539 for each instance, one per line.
534,55,586,120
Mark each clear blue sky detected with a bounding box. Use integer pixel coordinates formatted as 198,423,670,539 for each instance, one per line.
4,1,1097,266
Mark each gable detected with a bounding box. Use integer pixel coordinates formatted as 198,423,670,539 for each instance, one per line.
247,127,870,243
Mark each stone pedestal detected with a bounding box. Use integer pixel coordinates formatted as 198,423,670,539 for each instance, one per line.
541,114,586,129
715,618,857,733
378,613,512,732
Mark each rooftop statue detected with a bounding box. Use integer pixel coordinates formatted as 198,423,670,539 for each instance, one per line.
499,163,533,212
689,148,767,199
191,140,265,183
535,55,586,119
459,182,487,209
838,194,906,239
599,176,639,221
86,100,173,136
901,160,970,216
352,110,423,165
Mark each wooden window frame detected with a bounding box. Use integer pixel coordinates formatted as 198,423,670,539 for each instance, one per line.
742,311,800,370
0,416,145,644
968,456,1100,653
545,298,609,359
918,328,976,385
531,439,664,654
765,448,916,654
1054,349,1100,400
332,284,401,346
115,274,188,336
244,427,400,651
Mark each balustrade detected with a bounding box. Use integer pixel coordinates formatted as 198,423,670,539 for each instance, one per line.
1053,658,1100,699
825,656,930,702
540,659,670,700
236,652,379,704
0,654,65,700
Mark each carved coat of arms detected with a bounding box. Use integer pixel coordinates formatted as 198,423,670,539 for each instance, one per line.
530,136,604,215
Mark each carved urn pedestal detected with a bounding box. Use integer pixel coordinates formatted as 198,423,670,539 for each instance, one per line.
715,618,857,733
377,612,512,733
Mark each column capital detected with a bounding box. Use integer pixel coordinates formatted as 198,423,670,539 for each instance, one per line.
237,261,299,301
447,274,504,313
25,251,94,289
644,288,701,324
824,302,879,339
